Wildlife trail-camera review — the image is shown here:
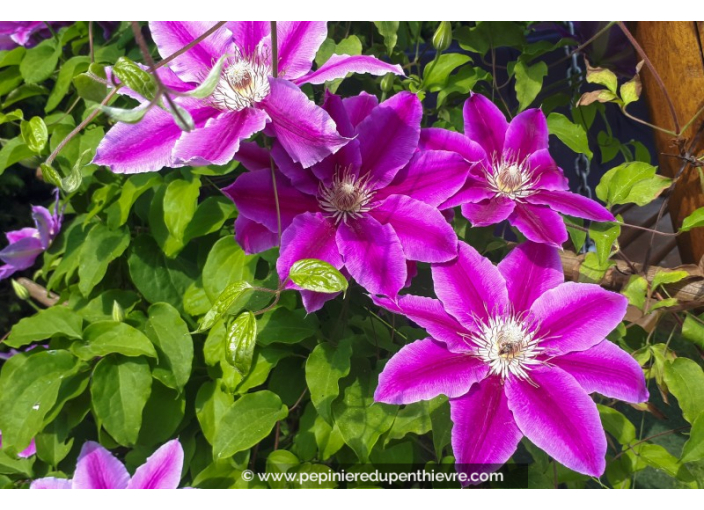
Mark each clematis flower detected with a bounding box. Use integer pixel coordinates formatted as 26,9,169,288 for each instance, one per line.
0,193,62,280
226,91,472,311
0,431,35,458
0,22,70,50
93,21,403,173
31,439,186,489
374,241,647,477
425,93,614,247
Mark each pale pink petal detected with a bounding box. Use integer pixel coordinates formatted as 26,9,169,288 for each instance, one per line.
127,439,184,489
30,477,72,489
72,442,130,489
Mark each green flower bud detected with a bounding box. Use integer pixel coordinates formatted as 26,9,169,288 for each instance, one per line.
11,279,30,301
432,22,453,52
112,300,125,322
381,73,395,93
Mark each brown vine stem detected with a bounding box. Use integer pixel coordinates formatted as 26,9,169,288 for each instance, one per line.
548,21,618,69
616,21,681,134
610,426,689,462
88,21,95,63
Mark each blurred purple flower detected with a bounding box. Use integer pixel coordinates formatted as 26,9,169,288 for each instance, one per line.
0,431,36,458
31,439,186,489
226,91,471,311
426,93,614,247
374,241,647,478
0,22,70,50
0,192,62,280
94,21,404,173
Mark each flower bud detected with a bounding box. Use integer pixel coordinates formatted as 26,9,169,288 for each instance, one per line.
11,279,30,301
432,22,452,52
112,300,125,322
381,73,395,93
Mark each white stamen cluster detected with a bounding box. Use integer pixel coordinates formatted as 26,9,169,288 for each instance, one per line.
471,315,544,381
318,168,375,224
485,154,538,200
210,48,270,112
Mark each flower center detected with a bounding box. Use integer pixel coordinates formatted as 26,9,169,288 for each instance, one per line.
318,169,375,224
471,315,543,381
211,48,270,112
485,156,536,200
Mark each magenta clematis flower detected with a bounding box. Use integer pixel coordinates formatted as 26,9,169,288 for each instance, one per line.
0,22,70,50
0,194,62,280
424,93,614,247
225,91,473,311
374,241,647,477
31,439,186,489
93,21,403,173
0,431,36,458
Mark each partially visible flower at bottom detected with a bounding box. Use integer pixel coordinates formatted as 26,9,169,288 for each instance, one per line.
0,191,62,280
31,439,186,489
0,431,36,458
373,241,647,479
0,22,71,50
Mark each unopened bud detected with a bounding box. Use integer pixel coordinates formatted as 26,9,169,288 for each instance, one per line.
381,73,395,93
432,22,453,52
11,279,30,301
112,300,125,322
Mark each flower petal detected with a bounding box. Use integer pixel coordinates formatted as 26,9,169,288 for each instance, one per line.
228,21,270,55
461,197,515,227
503,108,548,162
450,376,522,477
497,242,564,314
277,212,342,282
270,140,320,196
5,227,37,244
275,21,328,80
127,439,183,489
431,242,509,328
527,149,569,191
173,109,269,166
441,176,496,209
462,93,508,158
370,195,458,263
0,235,43,270
234,141,271,172
31,206,57,250
372,294,472,353
149,22,234,83
300,290,338,313
419,127,488,164
342,92,378,127
223,168,318,234
262,77,349,168
297,54,404,85
336,215,406,297
72,441,130,489
19,439,36,458
526,190,615,222
357,91,422,188
30,477,72,489
505,365,607,477
375,338,489,404
375,150,473,207
529,282,628,356
551,340,648,402
508,202,568,247
93,101,218,174
234,215,278,255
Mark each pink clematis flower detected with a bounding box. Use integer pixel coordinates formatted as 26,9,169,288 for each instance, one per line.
0,193,62,280
93,21,403,173
226,91,472,312
31,439,186,489
0,22,71,50
374,241,647,478
0,431,36,458
423,93,614,247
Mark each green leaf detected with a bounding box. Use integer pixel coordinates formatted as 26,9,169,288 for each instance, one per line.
106,173,162,229
101,103,151,124
635,443,695,484
19,39,60,84
386,401,433,444
161,172,201,257
113,56,157,100
184,195,235,243
73,70,108,102
72,321,157,360
0,108,23,125
0,350,81,453
0,136,34,175
289,258,348,294
202,237,256,302
6,306,83,349
651,269,688,290
586,65,619,94
258,308,319,345
681,412,704,463
663,358,704,424
137,382,185,447
547,112,593,160
61,148,92,194
225,311,258,376
589,221,620,266
199,281,253,332
77,224,130,296
423,54,471,92
514,59,547,112
623,275,648,310
185,54,230,99
144,303,193,392
91,356,152,446
596,162,671,207
305,338,352,424
374,22,399,54
680,207,704,232
40,163,62,187
196,381,234,445
213,390,288,459
429,396,452,458
21,116,48,153
46,56,91,112
682,313,704,349
597,404,636,445
35,421,74,467
168,103,195,132
620,76,642,106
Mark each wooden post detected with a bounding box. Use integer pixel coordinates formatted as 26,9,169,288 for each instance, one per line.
633,22,704,264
